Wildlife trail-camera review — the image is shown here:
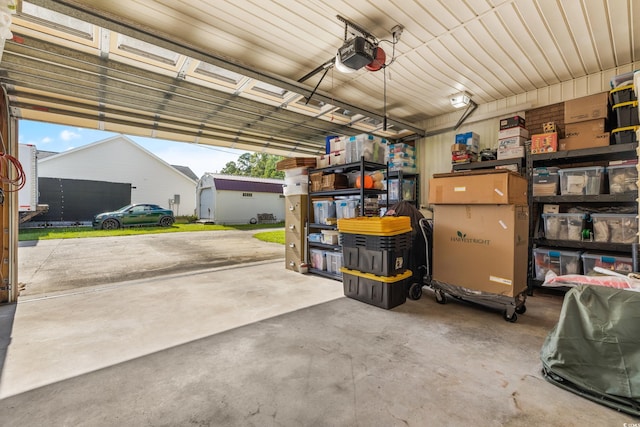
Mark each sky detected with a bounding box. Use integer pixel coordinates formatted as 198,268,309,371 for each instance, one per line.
17,120,250,178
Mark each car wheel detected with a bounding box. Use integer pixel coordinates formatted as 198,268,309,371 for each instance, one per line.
102,219,119,230
160,216,175,227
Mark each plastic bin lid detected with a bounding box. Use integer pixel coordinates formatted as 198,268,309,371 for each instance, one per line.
337,216,412,236
607,161,638,170
610,84,635,94
339,267,413,283
590,213,638,218
533,247,582,256
581,252,632,261
541,212,585,218
611,125,639,134
533,166,559,175
613,100,638,109
557,165,605,173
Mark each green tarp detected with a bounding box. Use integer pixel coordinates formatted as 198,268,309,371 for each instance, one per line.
541,285,640,415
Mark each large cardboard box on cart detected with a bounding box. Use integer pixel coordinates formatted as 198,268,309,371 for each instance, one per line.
432,204,529,297
428,169,528,205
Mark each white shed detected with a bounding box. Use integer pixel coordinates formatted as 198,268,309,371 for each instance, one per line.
38,135,198,216
197,173,285,224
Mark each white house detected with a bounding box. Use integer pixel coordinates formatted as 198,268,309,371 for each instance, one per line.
197,173,285,224
38,135,198,216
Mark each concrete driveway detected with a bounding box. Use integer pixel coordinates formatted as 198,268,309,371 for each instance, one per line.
18,229,286,297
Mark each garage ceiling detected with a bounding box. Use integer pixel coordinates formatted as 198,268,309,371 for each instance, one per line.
1,0,638,156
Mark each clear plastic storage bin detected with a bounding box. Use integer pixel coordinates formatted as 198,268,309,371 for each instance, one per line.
335,199,359,219
325,251,343,275
590,213,638,244
533,247,582,280
581,252,634,275
312,200,336,225
533,167,560,196
541,213,586,241
558,166,605,195
310,249,326,270
607,163,638,194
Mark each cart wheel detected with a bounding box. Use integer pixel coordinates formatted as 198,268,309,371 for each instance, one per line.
435,289,447,304
515,304,527,315
503,310,518,323
408,283,423,300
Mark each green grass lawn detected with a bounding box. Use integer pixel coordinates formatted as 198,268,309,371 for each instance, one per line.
252,230,285,245
19,222,285,242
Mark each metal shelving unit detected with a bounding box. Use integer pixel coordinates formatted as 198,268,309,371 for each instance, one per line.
451,157,526,172
306,157,389,281
527,142,639,292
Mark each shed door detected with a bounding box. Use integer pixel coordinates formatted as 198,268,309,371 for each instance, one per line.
199,188,215,220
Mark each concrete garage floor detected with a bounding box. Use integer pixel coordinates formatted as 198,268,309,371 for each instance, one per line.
0,230,634,425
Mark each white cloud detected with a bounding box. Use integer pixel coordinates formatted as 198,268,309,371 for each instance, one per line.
60,130,81,141
41,136,52,143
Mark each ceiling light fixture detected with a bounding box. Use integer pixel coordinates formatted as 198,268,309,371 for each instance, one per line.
451,91,472,108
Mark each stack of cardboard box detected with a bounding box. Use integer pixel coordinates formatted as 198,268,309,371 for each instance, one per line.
451,131,479,165
558,92,610,151
497,115,528,160
427,170,529,297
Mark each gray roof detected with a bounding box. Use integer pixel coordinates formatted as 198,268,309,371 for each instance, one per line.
171,165,198,181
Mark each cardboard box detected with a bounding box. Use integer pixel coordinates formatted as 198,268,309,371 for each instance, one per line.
432,204,529,297
497,145,525,160
276,157,317,171
329,150,346,165
498,127,529,139
531,132,558,154
564,92,609,124
455,132,480,154
329,137,346,153
321,173,349,190
451,143,468,152
558,133,610,151
565,119,606,137
559,119,610,150
428,170,528,205
498,136,527,149
499,115,525,130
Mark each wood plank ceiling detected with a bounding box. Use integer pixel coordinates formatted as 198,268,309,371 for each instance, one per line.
1,0,638,155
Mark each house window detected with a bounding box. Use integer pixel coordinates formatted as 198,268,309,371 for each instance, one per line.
243,192,253,197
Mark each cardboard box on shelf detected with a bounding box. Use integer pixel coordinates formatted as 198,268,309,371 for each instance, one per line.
499,115,525,130
558,133,610,151
497,145,525,160
531,132,558,154
565,119,606,137
564,92,609,124
276,157,317,171
455,131,480,154
498,127,529,139
428,169,528,205
498,136,527,149
561,119,610,150
321,173,349,190
451,143,468,152
329,137,346,153
432,204,529,297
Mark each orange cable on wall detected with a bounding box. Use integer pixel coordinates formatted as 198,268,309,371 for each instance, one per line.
0,152,26,191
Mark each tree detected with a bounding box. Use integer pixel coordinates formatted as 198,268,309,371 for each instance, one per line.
220,153,285,178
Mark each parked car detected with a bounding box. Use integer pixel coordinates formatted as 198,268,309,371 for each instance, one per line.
92,204,175,230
